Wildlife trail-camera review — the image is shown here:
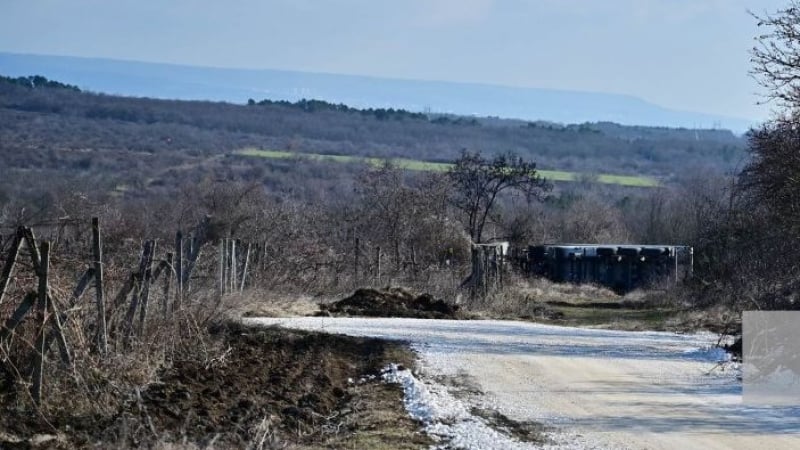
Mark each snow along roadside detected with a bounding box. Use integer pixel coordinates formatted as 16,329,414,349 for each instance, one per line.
381,363,538,450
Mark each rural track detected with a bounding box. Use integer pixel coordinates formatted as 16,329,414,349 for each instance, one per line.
246,317,800,450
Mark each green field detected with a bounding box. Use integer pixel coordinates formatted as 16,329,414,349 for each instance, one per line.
235,148,659,187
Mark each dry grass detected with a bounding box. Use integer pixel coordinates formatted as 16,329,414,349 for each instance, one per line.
466,276,618,317
516,277,621,304
467,276,698,331
234,291,322,318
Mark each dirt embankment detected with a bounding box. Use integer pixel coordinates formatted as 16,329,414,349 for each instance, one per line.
319,288,461,319
0,324,430,449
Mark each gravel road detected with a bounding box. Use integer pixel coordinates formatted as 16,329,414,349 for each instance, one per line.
246,317,800,449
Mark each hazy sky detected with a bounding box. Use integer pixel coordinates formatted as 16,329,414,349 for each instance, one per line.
0,0,788,121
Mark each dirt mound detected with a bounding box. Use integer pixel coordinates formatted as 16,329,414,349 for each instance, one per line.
320,288,461,319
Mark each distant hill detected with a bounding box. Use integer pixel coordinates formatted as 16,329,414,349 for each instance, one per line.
0,52,755,133
0,72,748,203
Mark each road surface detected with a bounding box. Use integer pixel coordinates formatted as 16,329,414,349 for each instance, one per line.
246,317,800,449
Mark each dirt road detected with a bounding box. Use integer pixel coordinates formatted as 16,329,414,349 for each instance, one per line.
247,317,800,449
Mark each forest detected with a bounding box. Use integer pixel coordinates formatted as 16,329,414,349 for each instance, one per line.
0,73,745,206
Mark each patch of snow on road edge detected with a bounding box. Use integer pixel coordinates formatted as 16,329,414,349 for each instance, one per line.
381,363,538,450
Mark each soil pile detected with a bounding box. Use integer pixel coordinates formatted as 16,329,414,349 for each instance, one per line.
321,288,461,319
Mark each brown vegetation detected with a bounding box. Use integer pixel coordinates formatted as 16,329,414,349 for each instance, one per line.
0,323,427,449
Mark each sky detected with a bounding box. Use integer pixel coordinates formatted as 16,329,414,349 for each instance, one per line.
0,0,788,121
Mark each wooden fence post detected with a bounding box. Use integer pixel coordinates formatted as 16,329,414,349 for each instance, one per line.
376,246,381,284
239,243,251,293
354,237,360,287
230,239,237,293
138,240,156,335
182,227,205,291
0,228,22,307
498,246,504,289
469,246,479,300
483,248,490,297
47,295,71,366
31,241,49,405
92,217,108,354
218,239,226,296
22,228,42,277
262,241,267,271
124,241,151,336
411,246,418,277
163,253,173,319
175,231,183,310
0,292,36,344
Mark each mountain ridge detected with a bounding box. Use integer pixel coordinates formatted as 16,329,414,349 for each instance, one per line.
0,51,755,132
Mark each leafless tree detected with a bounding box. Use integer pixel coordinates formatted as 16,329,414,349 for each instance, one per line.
448,150,550,243
752,1,800,118
560,195,629,243
692,4,800,311
741,123,800,232
355,163,465,272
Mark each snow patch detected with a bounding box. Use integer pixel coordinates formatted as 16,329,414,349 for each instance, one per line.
382,363,539,450
681,345,730,362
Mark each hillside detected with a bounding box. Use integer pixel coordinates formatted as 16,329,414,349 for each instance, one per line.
0,74,748,205
0,52,755,132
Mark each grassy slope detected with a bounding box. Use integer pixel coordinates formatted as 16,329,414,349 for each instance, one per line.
236,148,660,187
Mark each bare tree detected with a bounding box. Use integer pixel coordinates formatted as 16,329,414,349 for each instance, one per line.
560,195,629,244
752,1,800,117
689,3,800,311
355,163,420,269
448,150,550,243
355,163,465,272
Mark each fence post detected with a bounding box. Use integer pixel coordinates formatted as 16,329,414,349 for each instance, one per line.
138,240,156,335
175,231,183,310
163,252,173,319
469,245,488,300
124,241,150,336
376,246,381,284
410,246,418,277
47,295,72,366
0,228,22,307
239,243,251,293
181,226,205,290
498,245,504,290
0,292,36,344
483,248,490,297
31,241,50,406
22,228,42,276
218,239,226,295
354,237,360,287
92,218,108,354
674,246,679,285
230,239,237,293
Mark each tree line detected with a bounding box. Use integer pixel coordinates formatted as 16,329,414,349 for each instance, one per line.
0,72,745,199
